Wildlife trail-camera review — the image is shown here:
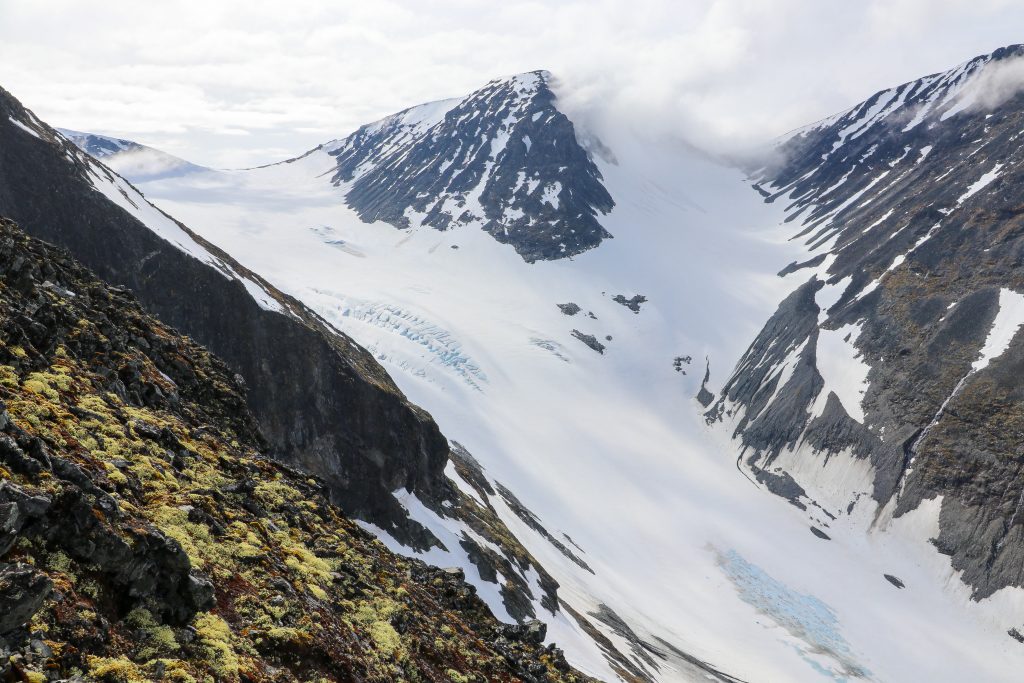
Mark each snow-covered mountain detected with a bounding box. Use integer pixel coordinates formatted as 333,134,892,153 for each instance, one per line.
724,42,1024,599
57,127,206,181
327,71,614,262
63,55,1024,681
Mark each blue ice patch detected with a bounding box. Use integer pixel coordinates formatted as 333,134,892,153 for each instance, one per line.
717,548,871,681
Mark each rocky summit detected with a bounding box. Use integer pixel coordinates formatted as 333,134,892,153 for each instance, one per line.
0,218,592,683
327,71,615,262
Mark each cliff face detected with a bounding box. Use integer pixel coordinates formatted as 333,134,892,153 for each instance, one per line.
0,217,592,683
0,87,451,541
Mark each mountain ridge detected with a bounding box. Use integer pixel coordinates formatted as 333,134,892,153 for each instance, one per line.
717,42,1024,602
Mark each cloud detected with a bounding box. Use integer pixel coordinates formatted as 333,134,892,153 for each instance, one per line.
962,52,1024,112
1,0,1022,166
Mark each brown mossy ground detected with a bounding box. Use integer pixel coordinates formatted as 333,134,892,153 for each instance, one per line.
0,218,596,683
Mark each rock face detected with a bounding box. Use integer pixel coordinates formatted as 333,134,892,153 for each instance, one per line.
327,71,615,262
713,43,1024,598
0,563,51,634
557,302,582,316
0,86,450,542
612,294,646,313
0,217,594,683
571,330,606,354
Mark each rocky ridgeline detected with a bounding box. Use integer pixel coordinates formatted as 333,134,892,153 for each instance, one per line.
0,218,593,683
714,44,1024,601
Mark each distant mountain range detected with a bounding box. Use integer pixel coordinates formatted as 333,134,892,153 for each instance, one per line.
57,127,207,181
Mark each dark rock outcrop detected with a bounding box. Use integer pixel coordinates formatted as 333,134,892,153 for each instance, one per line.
0,563,50,634
558,302,582,316
328,71,615,262
612,294,647,313
884,574,905,589
696,358,715,407
571,330,606,354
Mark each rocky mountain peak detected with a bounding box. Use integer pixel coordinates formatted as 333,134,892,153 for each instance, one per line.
327,70,615,262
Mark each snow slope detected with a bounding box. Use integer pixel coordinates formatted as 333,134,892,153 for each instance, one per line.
74,74,1024,681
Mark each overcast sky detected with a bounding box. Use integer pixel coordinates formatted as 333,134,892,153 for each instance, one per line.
1,1,1021,167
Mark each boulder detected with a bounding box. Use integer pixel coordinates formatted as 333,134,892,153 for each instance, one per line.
0,563,51,634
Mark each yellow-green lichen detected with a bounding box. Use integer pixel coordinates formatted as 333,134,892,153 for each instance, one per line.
193,614,239,680
87,655,146,683
125,608,180,659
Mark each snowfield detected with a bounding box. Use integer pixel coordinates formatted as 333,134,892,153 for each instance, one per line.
79,77,1024,681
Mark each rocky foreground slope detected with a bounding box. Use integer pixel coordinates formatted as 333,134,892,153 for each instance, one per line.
0,217,592,683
